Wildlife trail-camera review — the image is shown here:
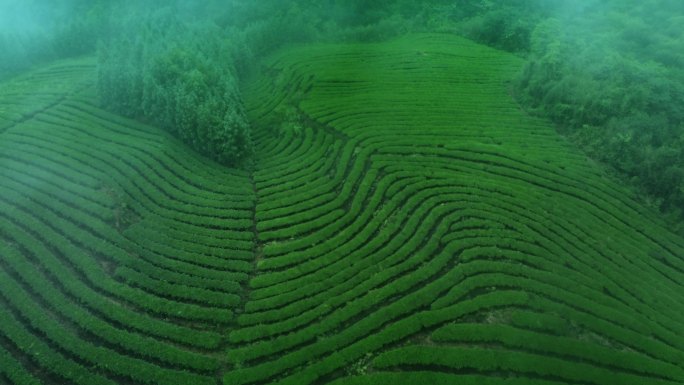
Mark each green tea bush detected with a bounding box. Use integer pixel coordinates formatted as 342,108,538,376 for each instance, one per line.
98,11,251,166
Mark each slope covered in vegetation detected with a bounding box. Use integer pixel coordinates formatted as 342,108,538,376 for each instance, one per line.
2,33,684,385
231,32,684,385
0,58,255,385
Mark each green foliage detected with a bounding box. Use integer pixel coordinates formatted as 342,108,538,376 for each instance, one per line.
422,0,559,53
515,0,684,222
98,11,251,166
455,7,537,52
52,1,111,57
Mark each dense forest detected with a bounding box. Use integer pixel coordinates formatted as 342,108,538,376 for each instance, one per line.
2,0,683,229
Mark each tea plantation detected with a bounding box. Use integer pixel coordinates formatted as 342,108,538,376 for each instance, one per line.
1,34,683,385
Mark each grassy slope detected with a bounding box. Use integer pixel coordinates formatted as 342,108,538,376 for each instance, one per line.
0,34,683,385
234,34,684,385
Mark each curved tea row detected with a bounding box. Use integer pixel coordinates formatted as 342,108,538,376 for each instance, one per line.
0,58,96,134
0,61,255,385
227,34,684,385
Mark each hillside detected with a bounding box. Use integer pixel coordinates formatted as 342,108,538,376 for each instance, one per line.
1,34,684,385
0,58,255,385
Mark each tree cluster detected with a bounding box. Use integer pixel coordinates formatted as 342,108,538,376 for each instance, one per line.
98,11,251,165
515,0,684,222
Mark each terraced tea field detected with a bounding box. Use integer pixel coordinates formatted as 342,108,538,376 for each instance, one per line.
1,34,684,385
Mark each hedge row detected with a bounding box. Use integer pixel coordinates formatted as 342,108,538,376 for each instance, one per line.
373,346,679,385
